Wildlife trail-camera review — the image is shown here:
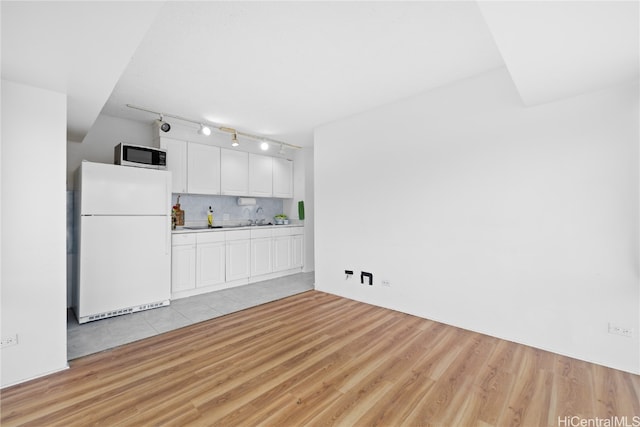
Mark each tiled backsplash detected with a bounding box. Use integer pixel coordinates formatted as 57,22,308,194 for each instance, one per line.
174,194,284,226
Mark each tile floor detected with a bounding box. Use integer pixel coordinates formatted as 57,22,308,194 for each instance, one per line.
67,272,315,360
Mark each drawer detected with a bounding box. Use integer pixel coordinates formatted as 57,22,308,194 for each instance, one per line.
251,228,272,239
225,229,251,241
272,227,292,237
172,233,196,246
290,226,304,236
196,232,226,244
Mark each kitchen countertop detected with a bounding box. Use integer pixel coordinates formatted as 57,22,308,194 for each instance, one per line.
172,223,303,234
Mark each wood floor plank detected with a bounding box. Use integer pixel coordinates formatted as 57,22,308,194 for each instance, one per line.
474,339,521,425
403,332,497,425
350,323,460,426
1,290,639,427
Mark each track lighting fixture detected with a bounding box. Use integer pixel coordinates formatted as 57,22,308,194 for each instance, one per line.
158,114,171,132
127,104,302,150
198,124,211,136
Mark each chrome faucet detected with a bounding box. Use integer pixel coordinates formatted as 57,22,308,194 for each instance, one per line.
255,206,264,225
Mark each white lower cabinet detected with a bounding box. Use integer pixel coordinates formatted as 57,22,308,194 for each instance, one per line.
225,230,251,281
171,234,196,293
272,228,292,272
251,228,273,276
196,233,226,287
273,227,304,272
292,233,304,269
171,226,304,298
272,236,292,272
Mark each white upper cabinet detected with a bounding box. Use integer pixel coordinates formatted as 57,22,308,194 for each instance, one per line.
220,149,249,196
248,153,273,197
156,130,293,198
159,137,187,193
187,143,220,195
273,157,293,198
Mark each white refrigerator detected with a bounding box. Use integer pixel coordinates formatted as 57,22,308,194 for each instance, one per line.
74,161,172,323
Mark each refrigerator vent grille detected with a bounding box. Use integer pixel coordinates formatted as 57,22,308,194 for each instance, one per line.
88,308,133,321
85,300,170,323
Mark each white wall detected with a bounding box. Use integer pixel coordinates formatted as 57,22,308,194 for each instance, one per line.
303,147,315,272
67,114,154,190
314,67,639,374
1,80,68,387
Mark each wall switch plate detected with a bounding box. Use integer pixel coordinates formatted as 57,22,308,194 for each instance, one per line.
0,334,18,348
608,323,633,338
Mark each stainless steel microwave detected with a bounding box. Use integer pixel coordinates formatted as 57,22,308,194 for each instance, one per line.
114,143,167,170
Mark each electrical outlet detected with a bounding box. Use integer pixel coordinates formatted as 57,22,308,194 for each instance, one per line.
381,280,391,287
361,271,373,286
0,334,18,348
608,323,633,338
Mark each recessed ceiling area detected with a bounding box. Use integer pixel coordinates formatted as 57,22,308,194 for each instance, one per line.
2,1,638,146
100,1,505,147
0,1,163,142
478,1,639,106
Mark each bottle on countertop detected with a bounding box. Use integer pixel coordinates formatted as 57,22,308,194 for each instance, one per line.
207,206,214,228
173,195,185,226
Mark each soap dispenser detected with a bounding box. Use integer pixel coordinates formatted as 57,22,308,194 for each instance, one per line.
207,206,214,228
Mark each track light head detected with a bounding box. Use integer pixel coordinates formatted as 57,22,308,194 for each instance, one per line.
231,132,239,147
198,124,211,136
260,141,269,151
158,115,171,132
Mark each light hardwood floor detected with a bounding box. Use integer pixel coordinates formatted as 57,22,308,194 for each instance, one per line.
2,291,639,426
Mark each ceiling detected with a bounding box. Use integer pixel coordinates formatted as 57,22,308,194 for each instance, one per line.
2,1,638,147
1,1,163,142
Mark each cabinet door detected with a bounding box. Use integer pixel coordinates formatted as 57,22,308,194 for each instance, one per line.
251,238,272,276
221,149,249,196
273,157,293,198
272,236,292,272
171,244,196,292
196,242,226,287
226,239,251,281
249,154,273,197
291,234,304,269
160,137,187,193
188,143,221,195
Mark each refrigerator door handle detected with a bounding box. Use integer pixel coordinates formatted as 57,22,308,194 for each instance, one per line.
166,222,170,255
